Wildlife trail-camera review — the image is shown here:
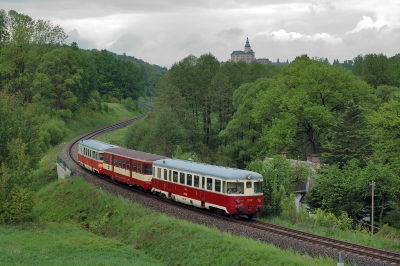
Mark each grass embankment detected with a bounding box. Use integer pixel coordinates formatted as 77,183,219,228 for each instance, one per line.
27,177,334,266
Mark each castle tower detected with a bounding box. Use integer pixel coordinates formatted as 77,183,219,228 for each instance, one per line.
244,37,251,52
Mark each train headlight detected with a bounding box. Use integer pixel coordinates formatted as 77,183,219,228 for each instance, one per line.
257,199,261,203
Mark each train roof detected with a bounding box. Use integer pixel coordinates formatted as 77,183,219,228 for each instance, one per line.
78,139,119,151
105,147,168,162
153,158,263,180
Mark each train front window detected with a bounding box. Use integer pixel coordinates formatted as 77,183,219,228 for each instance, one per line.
227,182,244,194
144,164,152,175
254,181,263,194
100,153,104,161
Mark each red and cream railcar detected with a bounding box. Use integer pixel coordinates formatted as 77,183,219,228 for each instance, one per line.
151,159,265,218
78,140,119,174
102,147,167,190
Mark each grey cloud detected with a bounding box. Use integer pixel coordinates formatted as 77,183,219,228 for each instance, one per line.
218,28,244,39
65,29,96,49
109,34,143,54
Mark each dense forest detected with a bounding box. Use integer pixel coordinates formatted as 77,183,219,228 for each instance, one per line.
1,9,399,231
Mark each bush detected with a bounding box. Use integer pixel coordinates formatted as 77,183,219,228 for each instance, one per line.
40,119,68,146
2,186,34,224
121,97,138,111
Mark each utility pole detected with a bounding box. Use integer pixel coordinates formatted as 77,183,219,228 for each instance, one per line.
369,181,376,235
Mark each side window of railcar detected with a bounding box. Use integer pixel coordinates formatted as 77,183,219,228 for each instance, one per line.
114,158,117,166
126,161,129,170
122,160,125,169
104,155,108,163
173,171,178,182
187,174,192,186
207,178,213,191
138,163,142,173
194,175,199,187
164,169,167,180
157,168,161,178
180,173,185,184
99,153,104,161
215,180,221,192
132,162,137,172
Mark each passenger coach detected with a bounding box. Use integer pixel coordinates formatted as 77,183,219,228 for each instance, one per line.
102,148,167,190
151,159,265,218
78,140,119,174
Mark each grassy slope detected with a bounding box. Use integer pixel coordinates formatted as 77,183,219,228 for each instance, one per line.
32,177,335,266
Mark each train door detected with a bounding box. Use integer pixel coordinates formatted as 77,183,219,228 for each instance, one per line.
200,176,206,208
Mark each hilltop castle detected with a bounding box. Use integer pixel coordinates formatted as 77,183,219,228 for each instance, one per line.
230,37,288,65
230,37,255,64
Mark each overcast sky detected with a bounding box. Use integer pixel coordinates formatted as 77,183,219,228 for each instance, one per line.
2,0,400,68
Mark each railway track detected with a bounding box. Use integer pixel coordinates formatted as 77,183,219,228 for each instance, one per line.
64,112,400,266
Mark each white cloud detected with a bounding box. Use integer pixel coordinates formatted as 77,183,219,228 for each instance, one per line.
270,30,341,46
348,16,387,33
271,29,302,41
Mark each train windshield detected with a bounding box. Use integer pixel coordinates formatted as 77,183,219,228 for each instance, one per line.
254,181,263,194
227,182,244,194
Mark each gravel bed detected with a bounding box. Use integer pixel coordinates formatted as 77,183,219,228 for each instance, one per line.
58,139,391,266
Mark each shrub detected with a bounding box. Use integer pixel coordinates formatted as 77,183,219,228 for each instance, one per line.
40,119,68,146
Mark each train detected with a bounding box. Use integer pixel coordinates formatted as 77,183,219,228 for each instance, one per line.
78,139,265,218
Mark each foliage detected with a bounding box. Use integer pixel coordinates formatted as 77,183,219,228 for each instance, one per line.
219,78,269,168
320,102,372,168
1,186,34,224
39,119,68,148
368,92,400,176
252,55,376,158
247,158,310,217
121,97,138,111
314,209,352,231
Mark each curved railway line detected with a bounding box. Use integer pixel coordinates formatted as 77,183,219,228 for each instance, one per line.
62,112,400,266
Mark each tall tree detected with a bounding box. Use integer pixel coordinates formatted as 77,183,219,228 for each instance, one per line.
252,55,375,158
320,103,372,168
219,78,269,167
362,53,395,88
32,46,83,116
